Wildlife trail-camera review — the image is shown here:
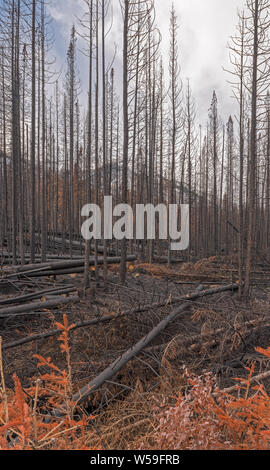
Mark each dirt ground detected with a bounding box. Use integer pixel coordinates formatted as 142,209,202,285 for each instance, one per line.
1,256,270,409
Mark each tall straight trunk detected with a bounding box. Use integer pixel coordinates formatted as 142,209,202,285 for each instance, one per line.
168,7,180,265
159,62,164,205
102,0,108,282
11,0,24,265
41,0,47,262
131,23,140,209
187,82,192,259
21,48,26,256
266,93,270,249
16,1,24,264
109,68,114,195
75,101,80,235
37,39,41,239
55,81,59,238
148,59,158,263
11,0,17,265
84,0,93,289
67,26,76,258
212,98,218,253
205,130,209,255
94,0,100,282
244,0,258,297
220,125,225,249
120,0,129,284
62,95,68,252
30,0,36,263
116,104,120,204
1,47,9,252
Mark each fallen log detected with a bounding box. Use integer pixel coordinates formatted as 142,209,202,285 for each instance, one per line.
0,286,77,306
2,314,124,350
7,255,137,276
0,280,20,294
147,317,270,355
54,302,191,413
4,265,52,279
153,256,184,264
1,295,174,350
217,369,270,396
52,283,239,412
0,252,85,261
1,283,239,352
48,236,84,250
0,295,79,318
155,283,239,309
48,236,116,255
1,307,166,351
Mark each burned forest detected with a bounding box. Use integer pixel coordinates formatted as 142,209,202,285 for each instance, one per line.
1,0,270,453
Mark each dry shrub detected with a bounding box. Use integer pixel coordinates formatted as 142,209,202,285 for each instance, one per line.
180,262,194,272
137,352,270,450
132,263,173,279
0,315,100,450
1,316,270,450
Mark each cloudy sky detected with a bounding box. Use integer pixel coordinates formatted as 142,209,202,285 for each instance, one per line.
47,0,246,124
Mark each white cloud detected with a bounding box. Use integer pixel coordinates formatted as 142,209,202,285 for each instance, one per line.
48,0,246,124
155,0,246,123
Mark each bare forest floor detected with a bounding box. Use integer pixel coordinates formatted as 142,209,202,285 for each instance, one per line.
1,254,270,449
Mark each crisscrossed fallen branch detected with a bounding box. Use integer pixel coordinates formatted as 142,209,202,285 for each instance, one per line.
217,370,270,395
2,283,237,350
0,296,79,319
50,283,239,416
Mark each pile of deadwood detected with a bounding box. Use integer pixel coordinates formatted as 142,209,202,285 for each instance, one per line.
1,278,255,418
0,233,117,265
2,255,136,278
0,233,184,266
1,250,270,418
47,281,270,418
0,254,137,321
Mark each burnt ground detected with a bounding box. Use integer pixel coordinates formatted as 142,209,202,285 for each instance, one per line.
1,255,270,412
